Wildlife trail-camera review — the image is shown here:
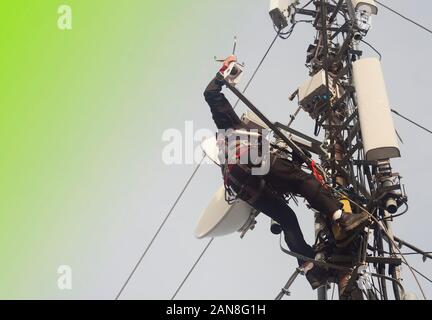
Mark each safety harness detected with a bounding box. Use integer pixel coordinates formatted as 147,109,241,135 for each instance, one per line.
219,124,329,207
219,129,268,205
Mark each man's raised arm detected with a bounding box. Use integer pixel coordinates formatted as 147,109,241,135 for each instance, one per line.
203,55,242,130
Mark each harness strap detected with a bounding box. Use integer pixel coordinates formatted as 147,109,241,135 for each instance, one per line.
223,160,266,205
309,160,327,189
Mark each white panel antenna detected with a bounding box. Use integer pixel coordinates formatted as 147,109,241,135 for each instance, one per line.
353,57,400,161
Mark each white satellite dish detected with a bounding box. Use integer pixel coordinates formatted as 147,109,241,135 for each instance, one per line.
201,135,221,166
194,185,254,239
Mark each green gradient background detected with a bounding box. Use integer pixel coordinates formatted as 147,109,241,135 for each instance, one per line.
0,0,207,298
3,0,430,300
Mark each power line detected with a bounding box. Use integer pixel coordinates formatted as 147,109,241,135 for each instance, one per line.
233,31,281,109
331,282,336,300
169,32,283,300
115,156,205,300
360,39,382,61
169,32,285,299
401,261,432,285
375,1,432,35
115,30,283,300
391,109,432,135
171,238,214,300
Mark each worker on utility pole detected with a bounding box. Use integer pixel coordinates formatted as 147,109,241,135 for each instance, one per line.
203,55,371,289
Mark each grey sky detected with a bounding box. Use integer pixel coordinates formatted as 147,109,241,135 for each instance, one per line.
68,0,432,300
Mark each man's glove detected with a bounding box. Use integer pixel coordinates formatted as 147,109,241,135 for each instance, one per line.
219,55,237,74
219,55,243,86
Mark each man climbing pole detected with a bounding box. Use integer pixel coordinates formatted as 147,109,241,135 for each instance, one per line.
203,55,370,289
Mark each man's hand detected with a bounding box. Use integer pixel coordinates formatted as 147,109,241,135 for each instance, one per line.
223,55,237,68
219,55,237,73
218,55,243,86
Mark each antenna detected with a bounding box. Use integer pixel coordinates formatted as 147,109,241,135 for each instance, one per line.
232,35,237,55
214,36,245,66
118,0,430,302
264,0,425,300
181,0,430,302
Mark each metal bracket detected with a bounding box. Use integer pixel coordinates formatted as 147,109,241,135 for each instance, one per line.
239,210,259,239
275,266,305,300
357,265,374,293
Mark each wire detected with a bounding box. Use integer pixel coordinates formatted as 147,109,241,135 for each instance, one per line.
360,39,382,61
373,215,427,299
338,191,428,300
171,238,214,300
370,273,406,297
331,282,336,300
301,0,314,9
371,276,384,300
115,29,285,298
401,261,432,285
375,1,432,36
234,32,281,110
115,156,205,300
381,202,408,220
368,245,432,258
391,109,432,135
169,31,289,299
117,30,287,300
278,232,352,272
278,24,296,40
400,252,432,257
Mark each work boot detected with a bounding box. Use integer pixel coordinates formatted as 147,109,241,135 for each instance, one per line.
336,211,370,232
305,266,328,290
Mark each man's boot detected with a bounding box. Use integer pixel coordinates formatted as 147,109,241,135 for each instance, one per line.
336,211,370,232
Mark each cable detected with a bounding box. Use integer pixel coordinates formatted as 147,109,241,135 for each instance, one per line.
331,282,336,300
380,202,408,220
233,31,280,110
360,39,382,61
171,238,214,300
338,191,428,300
370,273,406,297
375,1,432,36
371,276,384,300
369,247,432,258
401,261,432,285
117,30,286,300
115,156,205,300
168,31,287,299
301,0,314,9
394,236,432,261
391,109,432,135
115,29,282,297
370,210,427,299
278,232,352,272
278,24,296,40
400,252,432,257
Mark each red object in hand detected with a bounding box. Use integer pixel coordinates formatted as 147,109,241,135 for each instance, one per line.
219,55,237,73
219,65,229,73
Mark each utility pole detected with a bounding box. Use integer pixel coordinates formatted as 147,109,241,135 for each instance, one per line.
270,0,408,300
